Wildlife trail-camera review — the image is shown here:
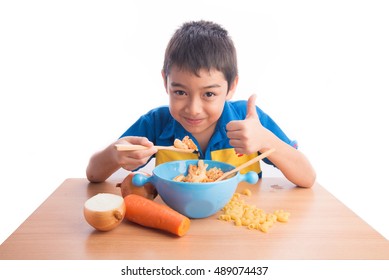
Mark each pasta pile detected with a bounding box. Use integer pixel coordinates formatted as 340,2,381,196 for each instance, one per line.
218,190,290,233
174,136,198,151
173,160,224,183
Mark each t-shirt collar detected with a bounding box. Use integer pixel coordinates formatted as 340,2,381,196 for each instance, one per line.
159,118,189,141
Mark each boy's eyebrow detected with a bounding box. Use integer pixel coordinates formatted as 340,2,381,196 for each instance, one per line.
170,82,221,89
203,84,222,89
170,82,186,88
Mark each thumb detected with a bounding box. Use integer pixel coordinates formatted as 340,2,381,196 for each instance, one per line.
245,94,258,119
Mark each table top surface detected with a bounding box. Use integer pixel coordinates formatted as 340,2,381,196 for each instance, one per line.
1,177,388,260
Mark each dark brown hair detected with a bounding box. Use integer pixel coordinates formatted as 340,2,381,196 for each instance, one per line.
162,20,238,91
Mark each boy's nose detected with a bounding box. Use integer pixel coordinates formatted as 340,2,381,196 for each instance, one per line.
186,97,202,115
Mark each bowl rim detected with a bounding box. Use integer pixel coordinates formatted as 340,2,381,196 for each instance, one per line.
152,159,238,185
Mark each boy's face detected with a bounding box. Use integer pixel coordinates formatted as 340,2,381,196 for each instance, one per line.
163,65,237,140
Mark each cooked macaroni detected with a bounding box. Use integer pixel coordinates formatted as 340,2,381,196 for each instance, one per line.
173,160,224,183
173,136,198,151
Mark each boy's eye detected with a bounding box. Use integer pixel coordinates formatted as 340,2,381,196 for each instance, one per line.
174,90,186,96
204,92,215,98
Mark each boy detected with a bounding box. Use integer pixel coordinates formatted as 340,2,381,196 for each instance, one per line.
86,20,316,188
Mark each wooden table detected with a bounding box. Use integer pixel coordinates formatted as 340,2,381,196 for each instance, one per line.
1,177,388,260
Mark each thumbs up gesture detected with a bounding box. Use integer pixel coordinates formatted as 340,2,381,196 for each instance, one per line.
226,94,265,155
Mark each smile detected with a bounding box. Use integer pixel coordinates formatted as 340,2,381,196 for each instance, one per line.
184,117,204,126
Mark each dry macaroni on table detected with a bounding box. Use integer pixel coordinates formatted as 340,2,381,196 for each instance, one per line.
219,190,291,233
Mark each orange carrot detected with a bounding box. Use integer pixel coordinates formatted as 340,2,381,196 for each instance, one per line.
124,194,190,237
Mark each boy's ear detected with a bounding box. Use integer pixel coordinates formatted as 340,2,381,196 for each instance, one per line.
226,75,239,100
161,70,168,92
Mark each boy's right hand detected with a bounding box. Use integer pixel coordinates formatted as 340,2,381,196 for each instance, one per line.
114,136,158,171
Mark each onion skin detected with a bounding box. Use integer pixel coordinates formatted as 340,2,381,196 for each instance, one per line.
83,194,126,231
116,171,158,200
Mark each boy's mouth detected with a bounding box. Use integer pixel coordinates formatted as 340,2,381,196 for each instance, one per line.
184,117,203,126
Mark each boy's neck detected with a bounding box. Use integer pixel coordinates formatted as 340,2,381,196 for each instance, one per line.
191,124,216,154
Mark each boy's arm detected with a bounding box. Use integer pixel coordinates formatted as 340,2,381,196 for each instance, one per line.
86,143,121,183
226,95,316,188
86,136,157,183
256,130,316,188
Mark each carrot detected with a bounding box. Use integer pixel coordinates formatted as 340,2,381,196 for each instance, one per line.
124,194,190,237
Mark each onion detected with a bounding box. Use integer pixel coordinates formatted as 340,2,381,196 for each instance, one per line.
83,193,126,231
116,171,158,200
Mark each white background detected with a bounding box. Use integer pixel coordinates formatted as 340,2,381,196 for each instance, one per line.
1,0,388,277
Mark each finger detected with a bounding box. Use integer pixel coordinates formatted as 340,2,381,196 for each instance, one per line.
120,153,152,170
225,120,242,132
228,138,244,149
226,129,242,140
121,136,154,147
138,137,154,147
245,94,258,120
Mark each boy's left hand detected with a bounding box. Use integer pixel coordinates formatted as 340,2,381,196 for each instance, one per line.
226,94,265,155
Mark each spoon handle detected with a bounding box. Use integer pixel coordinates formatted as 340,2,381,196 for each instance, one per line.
114,144,197,154
215,148,276,182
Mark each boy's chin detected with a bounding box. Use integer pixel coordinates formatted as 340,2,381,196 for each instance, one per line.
181,126,201,135
183,126,215,138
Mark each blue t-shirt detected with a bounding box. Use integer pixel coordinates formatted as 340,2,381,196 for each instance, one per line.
120,100,297,177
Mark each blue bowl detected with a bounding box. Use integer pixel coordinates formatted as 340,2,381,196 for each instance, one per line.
132,160,258,218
